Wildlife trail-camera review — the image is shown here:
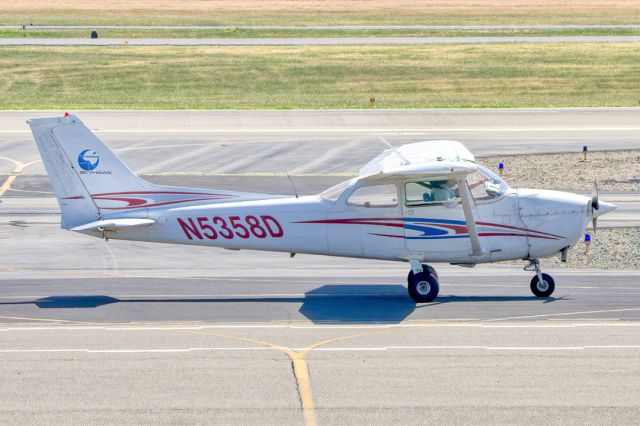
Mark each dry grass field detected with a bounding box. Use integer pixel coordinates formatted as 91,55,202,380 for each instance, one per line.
1,28,639,38
1,0,639,25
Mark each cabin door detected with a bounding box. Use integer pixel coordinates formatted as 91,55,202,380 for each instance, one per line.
402,178,474,262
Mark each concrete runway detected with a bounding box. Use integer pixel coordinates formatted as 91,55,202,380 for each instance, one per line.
3,36,640,46
1,109,638,154
1,109,639,425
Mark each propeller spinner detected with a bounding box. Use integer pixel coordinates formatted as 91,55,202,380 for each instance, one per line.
589,180,617,233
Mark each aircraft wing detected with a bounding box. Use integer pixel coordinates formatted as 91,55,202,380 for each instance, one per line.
359,140,475,178
359,160,478,181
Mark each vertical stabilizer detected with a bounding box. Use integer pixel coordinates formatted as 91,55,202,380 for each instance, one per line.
28,116,104,229
29,115,151,229
29,115,272,230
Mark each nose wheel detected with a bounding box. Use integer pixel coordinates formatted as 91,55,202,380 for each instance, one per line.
525,259,555,297
407,264,439,303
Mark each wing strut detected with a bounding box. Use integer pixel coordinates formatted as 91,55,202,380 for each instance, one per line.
457,177,485,257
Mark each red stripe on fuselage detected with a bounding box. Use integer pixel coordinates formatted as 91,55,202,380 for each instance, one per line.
91,190,236,197
94,196,231,210
476,221,563,238
297,217,564,240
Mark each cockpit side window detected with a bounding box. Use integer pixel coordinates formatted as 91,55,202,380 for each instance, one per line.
347,184,398,208
405,180,460,207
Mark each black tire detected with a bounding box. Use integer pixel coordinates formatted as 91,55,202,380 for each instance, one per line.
424,264,438,280
530,273,555,297
408,271,440,303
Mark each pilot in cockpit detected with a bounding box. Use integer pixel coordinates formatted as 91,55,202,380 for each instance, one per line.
430,180,457,202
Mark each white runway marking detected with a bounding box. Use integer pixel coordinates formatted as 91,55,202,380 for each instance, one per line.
487,307,640,321
2,345,640,354
2,322,640,333
114,143,212,151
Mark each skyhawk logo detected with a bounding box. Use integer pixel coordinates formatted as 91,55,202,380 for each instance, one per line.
78,149,99,171
77,150,111,175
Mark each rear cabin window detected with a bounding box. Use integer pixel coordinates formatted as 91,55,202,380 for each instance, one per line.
320,179,351,202
347,184,398,208
405,180,460,207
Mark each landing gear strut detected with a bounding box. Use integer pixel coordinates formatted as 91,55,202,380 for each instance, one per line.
525,259,555,297
407,263,439,303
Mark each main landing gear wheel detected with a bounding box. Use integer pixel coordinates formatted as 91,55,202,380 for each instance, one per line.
408,269,439,303
530,273,555,297
425,265,438,280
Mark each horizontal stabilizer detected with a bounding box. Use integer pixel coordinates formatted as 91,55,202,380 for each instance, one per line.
71,218,156,232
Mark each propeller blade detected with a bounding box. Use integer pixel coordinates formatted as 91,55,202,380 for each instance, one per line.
590,180,599,233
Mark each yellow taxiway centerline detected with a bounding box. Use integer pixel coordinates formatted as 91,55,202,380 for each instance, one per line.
0,157,42,197
189,328,393,426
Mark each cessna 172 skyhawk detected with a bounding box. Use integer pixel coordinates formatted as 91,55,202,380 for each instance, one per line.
29,114,616,302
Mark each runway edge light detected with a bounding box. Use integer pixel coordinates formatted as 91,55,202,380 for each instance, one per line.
584,233,592,254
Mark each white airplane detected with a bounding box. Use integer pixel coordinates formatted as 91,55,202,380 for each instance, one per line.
29,114,617,302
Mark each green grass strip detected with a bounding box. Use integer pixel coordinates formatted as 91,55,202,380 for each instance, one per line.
0,44,638,109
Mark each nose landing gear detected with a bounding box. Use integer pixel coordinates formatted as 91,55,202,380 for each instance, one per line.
407,263,439,303
525,259,555,297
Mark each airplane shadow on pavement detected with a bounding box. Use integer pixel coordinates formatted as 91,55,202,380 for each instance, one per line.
0,284,559,324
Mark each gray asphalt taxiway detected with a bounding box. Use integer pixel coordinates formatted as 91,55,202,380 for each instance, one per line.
2,226,640,425
1,109,639,425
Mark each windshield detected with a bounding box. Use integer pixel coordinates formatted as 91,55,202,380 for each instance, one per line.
466,165,509,201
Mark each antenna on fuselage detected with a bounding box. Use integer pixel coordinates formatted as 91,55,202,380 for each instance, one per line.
286,171,299,199
379,136,410,165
